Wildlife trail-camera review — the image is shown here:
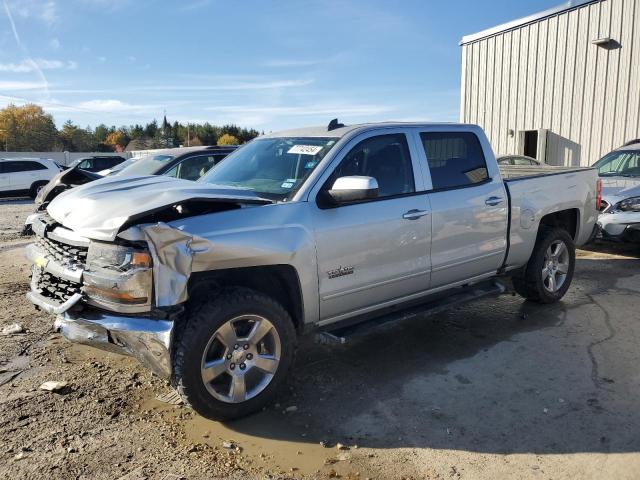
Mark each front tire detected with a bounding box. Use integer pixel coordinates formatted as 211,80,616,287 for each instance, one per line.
29,181,48,199
172,288,297,420
513,227,575,303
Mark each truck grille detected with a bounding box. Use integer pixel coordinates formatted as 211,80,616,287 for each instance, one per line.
34,270,82,304
34,235,88,270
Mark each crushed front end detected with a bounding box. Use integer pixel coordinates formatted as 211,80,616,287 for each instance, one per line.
25,213,174,378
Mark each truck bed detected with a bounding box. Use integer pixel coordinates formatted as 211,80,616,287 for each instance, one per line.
501,165,599,270
499,164,592,181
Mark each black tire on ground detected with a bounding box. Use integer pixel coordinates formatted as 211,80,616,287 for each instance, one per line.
171,287,297,420
29,181,48,199
513,227,576,303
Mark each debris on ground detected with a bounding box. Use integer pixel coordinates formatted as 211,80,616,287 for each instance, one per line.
155,390,184,405
221,441,235,449
336,443,349,450
39,380,68,392
0,369,22,387
285,405,298,413
1,323,24,335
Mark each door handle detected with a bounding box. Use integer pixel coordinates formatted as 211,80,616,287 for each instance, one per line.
403,209,430,220
485,196,504,206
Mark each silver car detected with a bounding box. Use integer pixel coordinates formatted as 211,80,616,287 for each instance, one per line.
593,140,640,242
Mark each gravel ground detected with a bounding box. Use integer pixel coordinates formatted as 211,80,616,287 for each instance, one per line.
0,197,33,241
1,198,640,479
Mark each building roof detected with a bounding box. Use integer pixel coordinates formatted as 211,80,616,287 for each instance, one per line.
460,0,599,45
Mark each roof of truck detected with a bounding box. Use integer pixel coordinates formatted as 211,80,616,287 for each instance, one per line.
261,121,470,139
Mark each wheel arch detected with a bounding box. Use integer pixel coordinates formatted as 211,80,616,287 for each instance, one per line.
188,265,305,332
538,208,579,241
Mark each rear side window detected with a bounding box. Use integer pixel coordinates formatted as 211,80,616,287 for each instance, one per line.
166,155,217,181
3,161,47,172
332,133,415,198
420,132,489,190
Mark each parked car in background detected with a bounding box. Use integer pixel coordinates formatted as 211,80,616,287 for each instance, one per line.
108,145,237,179
497,154,541,166
22,146,238,234
67,155,126,173
592,140,640,242
25,121,598,420
0,158,63,198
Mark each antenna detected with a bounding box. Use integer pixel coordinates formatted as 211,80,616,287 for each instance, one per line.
327,118,345,131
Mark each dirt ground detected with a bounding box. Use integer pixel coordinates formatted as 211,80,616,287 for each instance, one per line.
1,198,640,480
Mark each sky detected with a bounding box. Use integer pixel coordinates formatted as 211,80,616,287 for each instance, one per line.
0,0,564,132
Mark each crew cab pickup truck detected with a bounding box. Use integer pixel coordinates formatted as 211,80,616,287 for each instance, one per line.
25,122,599,420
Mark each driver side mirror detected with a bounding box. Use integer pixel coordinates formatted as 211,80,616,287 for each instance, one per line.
323,176,379,206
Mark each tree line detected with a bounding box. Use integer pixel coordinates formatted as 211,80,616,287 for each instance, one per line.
0,103,261,152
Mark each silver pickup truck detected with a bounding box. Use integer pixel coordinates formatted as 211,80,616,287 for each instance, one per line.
26,122,599,420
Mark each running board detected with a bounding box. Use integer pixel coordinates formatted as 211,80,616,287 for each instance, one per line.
315,280,506,345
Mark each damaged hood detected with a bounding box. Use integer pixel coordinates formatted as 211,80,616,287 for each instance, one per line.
47,175,269,241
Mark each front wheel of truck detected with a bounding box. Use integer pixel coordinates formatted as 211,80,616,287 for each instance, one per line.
513,227,576,303
172,288,297,420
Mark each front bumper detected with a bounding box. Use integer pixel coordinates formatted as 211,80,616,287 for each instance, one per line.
54,309,174,379
597,213,640,242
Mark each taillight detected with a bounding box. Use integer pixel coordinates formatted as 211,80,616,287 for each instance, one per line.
596,178,602,210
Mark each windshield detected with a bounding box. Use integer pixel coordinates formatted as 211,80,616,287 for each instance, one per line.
115,154,175,176
199,137,338,200
594,150,640,177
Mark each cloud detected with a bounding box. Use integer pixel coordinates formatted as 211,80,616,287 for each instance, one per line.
48,38,60,50
0,58,78,73
3,0,57,25
208,104,394,117
2,1,51,98
75,99,161,114
126,55,136,63
133,79,314,92
203,103,396,127
0,80,49,91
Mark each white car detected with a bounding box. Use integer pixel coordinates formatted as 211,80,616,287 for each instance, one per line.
0,158,63,198
593,141,640,242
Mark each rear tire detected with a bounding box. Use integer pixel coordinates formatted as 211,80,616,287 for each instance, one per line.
171,287,297,420
513,227,575,303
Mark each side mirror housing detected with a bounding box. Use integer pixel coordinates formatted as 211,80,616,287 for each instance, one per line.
325,176,379,205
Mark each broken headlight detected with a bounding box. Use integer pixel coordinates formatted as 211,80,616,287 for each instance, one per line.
616,196,640,212
83,242,153,311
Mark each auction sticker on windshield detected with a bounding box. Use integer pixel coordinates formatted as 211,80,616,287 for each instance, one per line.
288,145,323,155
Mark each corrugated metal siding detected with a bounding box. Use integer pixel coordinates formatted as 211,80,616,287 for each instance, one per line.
460,0,640,167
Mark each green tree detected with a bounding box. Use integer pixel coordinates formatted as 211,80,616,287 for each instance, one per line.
94,123,111,143
59,120,98,151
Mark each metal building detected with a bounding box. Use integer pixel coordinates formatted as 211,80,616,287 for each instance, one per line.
460,0,640,167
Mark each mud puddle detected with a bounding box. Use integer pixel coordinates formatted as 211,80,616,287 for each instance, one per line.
141,394,371,478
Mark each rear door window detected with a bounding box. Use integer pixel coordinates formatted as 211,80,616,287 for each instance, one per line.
420,132,489,190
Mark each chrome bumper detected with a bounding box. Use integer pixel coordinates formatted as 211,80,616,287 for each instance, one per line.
54,310,174,379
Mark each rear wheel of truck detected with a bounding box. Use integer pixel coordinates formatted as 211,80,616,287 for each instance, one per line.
513,227,575,303
172,288,297,420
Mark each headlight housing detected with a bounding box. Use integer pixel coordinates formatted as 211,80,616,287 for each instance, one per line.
616,196,640,212
84,242,153,312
